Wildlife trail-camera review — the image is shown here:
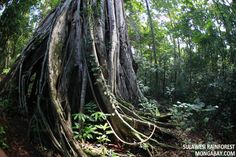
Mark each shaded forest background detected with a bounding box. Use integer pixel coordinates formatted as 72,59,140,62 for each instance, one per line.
0,0,236,155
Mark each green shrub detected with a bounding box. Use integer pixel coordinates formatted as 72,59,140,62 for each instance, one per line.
139,99,160,117
72,110,112,144
213,107,234,142
2,68,10,75
0,98,9,109
0,126,8,149
169,98,217,132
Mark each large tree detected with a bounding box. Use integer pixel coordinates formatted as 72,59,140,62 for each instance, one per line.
0,0,175,156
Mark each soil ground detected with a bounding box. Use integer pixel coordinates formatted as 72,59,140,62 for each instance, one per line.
0,107,45,157
0,106,204,157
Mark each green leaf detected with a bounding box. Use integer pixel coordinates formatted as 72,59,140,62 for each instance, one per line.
203,117,209,123
106,130,113,135
91,112,106,121
96,123,110,131
72,113,88,122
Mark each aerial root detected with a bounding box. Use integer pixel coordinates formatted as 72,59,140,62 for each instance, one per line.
110,103,179,149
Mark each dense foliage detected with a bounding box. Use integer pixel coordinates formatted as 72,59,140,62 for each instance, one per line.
125,0,236,143
0,0,60,71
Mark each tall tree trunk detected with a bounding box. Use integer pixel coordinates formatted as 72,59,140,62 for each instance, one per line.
144,0,159,98
187,40,193,91
144,0,157,64
0,0,176,156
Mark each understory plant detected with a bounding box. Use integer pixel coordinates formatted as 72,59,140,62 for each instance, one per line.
139,99,161,117
72,102,113,144
169,98,217,132
0,98,9,109
0,126,7,149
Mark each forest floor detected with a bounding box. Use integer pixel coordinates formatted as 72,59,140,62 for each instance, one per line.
0,108,45,157
0,106,216,157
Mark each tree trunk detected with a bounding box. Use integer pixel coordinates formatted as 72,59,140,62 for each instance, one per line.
0,0,176,156
144,0,159,98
